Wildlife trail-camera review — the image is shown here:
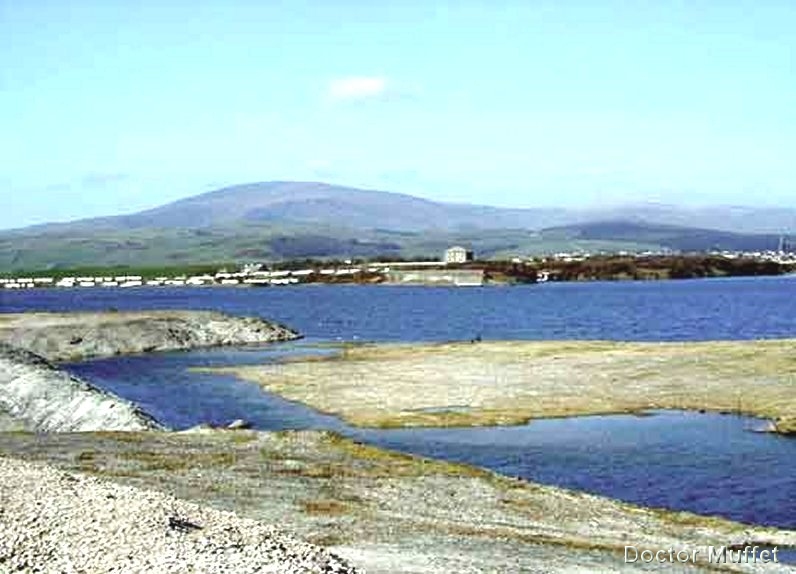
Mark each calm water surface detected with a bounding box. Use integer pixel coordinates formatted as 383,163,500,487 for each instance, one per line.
4,276,796,342
4,277,796,529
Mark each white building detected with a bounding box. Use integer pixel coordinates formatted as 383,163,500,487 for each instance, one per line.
444,246,474,264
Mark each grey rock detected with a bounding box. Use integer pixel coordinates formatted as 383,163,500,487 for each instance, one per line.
0,310,301,432
0,343,164,432
0,310,300,362
227,418,252,430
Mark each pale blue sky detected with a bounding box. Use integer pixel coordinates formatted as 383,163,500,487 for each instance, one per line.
2,0,795,228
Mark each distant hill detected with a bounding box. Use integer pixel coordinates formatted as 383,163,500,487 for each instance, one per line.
540,221,783,253
18,181,575,234
587,203,796,236
1,181,793,271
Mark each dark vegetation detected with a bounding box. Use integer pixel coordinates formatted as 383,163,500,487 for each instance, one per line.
540,255,787,281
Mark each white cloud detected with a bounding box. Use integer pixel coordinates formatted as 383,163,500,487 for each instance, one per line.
326,76,389,102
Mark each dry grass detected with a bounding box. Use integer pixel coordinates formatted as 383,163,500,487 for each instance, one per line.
301,499,350,516
207,340,796,432
117,449,238,471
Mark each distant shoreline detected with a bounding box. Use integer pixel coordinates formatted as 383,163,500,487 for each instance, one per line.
1,254,792,290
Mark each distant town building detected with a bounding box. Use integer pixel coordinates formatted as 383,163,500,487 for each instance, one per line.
444,246,474,264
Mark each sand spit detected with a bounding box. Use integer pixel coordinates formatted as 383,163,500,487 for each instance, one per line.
0,310,299,362
0,456,358,574
211,339,796,433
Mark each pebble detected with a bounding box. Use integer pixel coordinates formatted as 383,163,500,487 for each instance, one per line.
0,457,360,573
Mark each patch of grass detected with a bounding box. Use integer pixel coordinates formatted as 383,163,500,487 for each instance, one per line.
301,499,350,516
76,450,97,461
91,431,151,443
118,450,238,471
323,433,488,479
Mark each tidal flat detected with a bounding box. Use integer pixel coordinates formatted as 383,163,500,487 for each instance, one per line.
208,339,796,434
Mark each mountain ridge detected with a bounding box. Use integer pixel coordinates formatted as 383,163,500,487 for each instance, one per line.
1,181,793,270
6,181,795,235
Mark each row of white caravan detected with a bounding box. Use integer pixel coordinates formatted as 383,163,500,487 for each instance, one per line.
2,267,391,289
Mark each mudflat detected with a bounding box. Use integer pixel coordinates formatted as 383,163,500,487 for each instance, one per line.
210,340,796,433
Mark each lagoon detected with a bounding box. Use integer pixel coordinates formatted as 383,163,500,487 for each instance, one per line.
5,277,796,529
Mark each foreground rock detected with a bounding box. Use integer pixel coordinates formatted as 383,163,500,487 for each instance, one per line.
0,310,299,362
212,340,796,433
0,456,358,573
0,344,163,432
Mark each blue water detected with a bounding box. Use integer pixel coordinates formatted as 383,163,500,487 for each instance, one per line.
3,276,796,342
66,346,796,529
4,277,796,530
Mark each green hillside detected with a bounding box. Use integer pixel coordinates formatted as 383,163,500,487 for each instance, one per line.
1,182,791,272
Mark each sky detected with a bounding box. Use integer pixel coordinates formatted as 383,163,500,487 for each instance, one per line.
1,0,795,229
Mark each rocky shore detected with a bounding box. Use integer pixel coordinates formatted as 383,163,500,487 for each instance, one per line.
0,310,299,362
0,310,367,572
0,310,299,432
2,311,794,572
0,456,358,573
0,343,163,432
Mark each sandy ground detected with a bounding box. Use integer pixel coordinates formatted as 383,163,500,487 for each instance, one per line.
1,429,793,573
208,340,796,433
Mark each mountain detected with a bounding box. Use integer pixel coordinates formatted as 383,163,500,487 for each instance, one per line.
1,181,793,271
18,181,575,234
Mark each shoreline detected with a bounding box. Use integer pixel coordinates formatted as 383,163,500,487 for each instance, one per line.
0,455,359,573
1,270,792,290
0,310,299,432
0,310,299,362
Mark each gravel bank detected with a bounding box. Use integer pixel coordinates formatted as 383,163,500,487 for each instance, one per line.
0,344,163,432
0,310,300,362
4,430,794,573
0,310,300,432
0,456,359,574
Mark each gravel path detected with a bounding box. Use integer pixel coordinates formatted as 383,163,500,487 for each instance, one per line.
0,457,359,574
